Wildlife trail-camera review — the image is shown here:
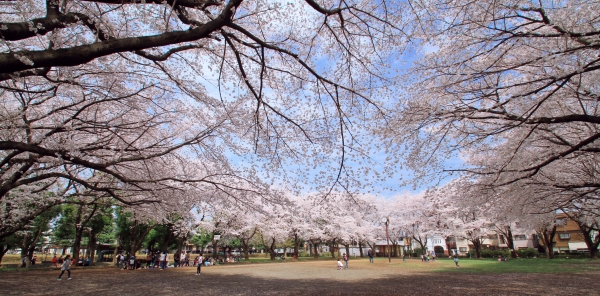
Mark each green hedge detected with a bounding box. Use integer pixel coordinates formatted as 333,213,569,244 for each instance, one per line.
480,249,510,258
516,248,539,258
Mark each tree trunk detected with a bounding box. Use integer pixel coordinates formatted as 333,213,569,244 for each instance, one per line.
212,237,218,260
176,238,183,264
358,242,363,257
112,245,120,265
471,239,482,258
537,225,556,259
311,240,319,259
293,233,299,259
262,237,277,260
345,244,350,258
0,247,9,266
505,228,517,259
329,239,336,258
88,231,97,265
243,242,250,260
162,230,172,253
72,226,84,262
26,227,43,263
413,236,426,255
577,224,600,258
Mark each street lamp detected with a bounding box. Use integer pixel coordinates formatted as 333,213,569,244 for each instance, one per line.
381,217,391,263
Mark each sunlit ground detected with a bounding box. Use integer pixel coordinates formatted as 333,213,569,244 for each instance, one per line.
1,257,599,295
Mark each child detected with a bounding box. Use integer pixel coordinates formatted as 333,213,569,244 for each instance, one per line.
453,254,460,268
51,255,58,269
337,259,343,270
196,254,203,275
58,255,72,280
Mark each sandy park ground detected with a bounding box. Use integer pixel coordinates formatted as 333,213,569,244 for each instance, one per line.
1,258,599,295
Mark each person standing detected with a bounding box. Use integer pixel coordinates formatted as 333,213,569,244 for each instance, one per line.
163,252,169,269
153,252,159,268
453,254,460,268
196,254,203,275
159,252,167,270
51,255,58,269
342,253,348,270
174,252,180,268
57,255,72,280
21,256,29,268
367,248,374,263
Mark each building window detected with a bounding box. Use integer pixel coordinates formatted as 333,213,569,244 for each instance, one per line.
434,239,442,245
559,233,570,240
513,235,527,241
459,247,467,252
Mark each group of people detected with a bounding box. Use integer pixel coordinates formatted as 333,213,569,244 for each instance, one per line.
115,251,217,271
421,252,436,262
336,253,349,270
354,248,460,269
20,255,38,267
51,254,91,268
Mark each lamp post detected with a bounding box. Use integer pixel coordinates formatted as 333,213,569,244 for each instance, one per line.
381,217,391,263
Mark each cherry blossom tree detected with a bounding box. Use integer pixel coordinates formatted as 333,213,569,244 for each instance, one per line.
1,0,416,236
387,0,600,215
391,192,450,255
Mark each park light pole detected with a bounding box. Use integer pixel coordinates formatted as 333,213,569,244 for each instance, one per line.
381,217,391,263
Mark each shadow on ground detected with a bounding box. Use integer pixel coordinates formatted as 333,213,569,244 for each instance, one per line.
0,265,598,295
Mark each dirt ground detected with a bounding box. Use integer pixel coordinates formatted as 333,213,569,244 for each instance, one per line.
1,259,599,295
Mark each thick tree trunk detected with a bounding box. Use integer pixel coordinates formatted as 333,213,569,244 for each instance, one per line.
72,227,84,262
0,247,9,266
358,242,363,257
162,231,172,253
243,243,250,260
471,239,482,258
241,236,252,260
176,238,183,264
329,239,336,258
263,237,277,260
345,244,350,258
578,225,600,258
293,233,299,259
88,231,97,265
73,204,98,262
26,228,43,263
212,236,218,260
112,245,120,265
537,225,556,259
506,229,517,259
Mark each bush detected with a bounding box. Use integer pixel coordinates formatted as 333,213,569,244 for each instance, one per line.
517,248,539,258
412,248,423,256
320,252,332,258
298,251,310,257
480,249,510,258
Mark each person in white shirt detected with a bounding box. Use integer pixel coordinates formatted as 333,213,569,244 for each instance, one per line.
196,254,204,275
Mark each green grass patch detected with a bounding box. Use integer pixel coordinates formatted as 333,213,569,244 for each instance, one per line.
429,258,600,274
